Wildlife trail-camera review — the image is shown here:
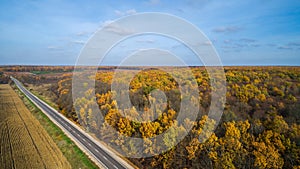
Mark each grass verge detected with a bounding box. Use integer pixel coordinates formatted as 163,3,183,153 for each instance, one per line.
29,89,59,110
26,83,59,110
12,84,99,169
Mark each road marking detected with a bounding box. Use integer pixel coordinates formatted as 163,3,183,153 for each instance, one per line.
113,165,118,169
95,149,99,153
103,156,107,160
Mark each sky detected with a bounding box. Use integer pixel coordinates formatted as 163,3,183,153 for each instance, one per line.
0,0,299,66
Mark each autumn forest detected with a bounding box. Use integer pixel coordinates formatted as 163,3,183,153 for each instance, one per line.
1,66,300,169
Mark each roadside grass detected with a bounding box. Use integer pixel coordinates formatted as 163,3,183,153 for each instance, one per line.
12,84,99,169
29,89,59,110
26,84,59,110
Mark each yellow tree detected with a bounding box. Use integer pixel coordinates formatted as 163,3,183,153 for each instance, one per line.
208,121,252,169
252,130,285,169
117,117,134,136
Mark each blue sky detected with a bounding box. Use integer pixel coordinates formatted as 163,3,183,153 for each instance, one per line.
0,0,299,66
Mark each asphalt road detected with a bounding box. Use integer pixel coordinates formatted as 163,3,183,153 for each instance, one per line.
11,77,132,169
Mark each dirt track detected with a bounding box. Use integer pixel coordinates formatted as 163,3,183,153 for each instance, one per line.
0,84,71,169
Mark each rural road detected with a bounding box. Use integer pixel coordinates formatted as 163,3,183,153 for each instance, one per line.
11,77,134,169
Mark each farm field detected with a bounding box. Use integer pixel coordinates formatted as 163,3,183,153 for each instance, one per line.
0,84,71,169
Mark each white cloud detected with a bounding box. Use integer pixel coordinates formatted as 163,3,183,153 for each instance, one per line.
171,44,182,49
114,10,123,16
47,46,63,50
224,40,231,44
71,40,86,45
126,9,137,15
239,38,256,43
190,41,213,47
148,0,160,5
102,20,114,26
136,39,155,43
201,41,213,46
76,31,90,36
114,9,137,16
221,38,261,49
278,46,293,50
102,21,135,36
212,26,242,33
273,42,300,50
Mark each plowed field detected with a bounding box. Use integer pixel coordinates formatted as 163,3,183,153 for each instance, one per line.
0,84,71,169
